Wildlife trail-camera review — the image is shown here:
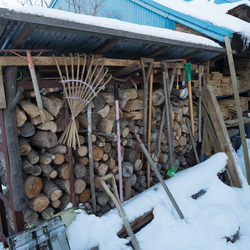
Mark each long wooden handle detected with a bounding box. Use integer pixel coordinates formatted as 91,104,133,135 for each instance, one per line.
188,80,195,136
147,73,153,189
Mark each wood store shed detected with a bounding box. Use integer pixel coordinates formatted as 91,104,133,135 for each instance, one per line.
0,6,245,248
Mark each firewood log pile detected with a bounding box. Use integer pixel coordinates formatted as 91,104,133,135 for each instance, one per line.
15,85,199,222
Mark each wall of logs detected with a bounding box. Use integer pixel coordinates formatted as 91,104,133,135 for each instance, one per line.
1,83,200,226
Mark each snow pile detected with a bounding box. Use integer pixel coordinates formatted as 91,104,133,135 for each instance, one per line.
154,0,250,41
66,152,250,250
8,6,221,48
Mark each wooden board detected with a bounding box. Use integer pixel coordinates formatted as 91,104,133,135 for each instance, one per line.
0,56,187,69
202,84,242,188
0,67,6,109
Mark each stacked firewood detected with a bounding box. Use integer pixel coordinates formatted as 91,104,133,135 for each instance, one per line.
15,86,198,222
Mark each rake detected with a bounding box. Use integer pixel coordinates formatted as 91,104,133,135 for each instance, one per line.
53,53,112,149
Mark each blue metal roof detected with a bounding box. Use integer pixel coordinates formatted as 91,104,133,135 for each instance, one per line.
49,0,235,42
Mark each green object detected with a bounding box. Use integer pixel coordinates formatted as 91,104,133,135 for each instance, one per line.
184,62,192,81
16,70,22,81
167,166,177,177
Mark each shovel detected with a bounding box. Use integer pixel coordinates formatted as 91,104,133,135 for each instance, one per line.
184,63,195,136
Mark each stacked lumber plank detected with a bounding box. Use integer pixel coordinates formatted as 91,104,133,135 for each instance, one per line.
223,59,250,93
11,85,199,222
217,97,250,120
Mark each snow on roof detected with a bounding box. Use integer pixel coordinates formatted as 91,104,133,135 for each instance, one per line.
153,0,250,43
12,6,222,49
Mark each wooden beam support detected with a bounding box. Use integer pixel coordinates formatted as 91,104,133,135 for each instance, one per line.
225,35,250,184
92,38,119,55
10,23,37,49
0,56,186,68
202,84,242,188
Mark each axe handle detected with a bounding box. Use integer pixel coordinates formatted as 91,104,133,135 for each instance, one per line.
188,80,195,136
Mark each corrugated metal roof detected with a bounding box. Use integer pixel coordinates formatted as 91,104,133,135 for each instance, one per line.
0,7,226,64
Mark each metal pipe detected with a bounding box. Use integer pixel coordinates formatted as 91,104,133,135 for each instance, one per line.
114,83,123,203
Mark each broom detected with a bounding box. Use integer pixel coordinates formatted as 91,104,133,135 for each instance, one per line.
53,53,112,149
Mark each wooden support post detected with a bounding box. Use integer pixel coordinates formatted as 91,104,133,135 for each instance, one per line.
198,65,202,142
202,84,242,188
4,67,25,231
225,36,250,185
88,102,97,214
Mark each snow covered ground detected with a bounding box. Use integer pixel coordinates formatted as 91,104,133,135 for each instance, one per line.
65,151,250,250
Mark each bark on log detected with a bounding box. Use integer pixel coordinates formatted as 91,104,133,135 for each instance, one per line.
103,143,112,154
19,137,32,156
54,179,71,195
29,130,58,149
40,164,58,179
123,148,137,163
77,112,101,130
97,191,110,206
47,145,67,154
25,149,39,164
23,207,39,225
39,153,54,165
42,178,63,201
22,158,42,176
20,122,35,137
93,95,105,112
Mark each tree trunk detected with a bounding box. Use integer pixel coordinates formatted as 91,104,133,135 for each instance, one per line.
4,67,26,211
